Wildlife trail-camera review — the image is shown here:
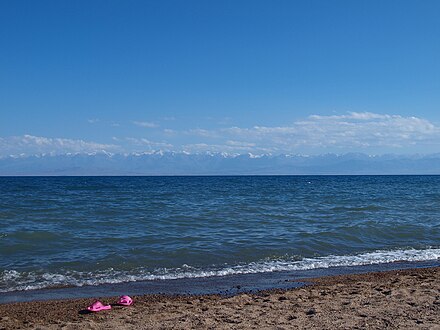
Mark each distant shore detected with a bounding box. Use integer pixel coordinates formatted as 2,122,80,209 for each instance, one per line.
1,266,439,329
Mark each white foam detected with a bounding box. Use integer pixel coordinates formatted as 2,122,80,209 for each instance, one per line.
1,247,439,293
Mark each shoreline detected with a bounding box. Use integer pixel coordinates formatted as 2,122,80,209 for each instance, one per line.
1,265,439,329
1,259,438,304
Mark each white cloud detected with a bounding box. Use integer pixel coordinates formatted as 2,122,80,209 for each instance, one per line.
186,128,219,138
309,112,391,121
163,128,177,135
226,140,256,147
133,121,159,128
184,112,440,154
87,118,100,124
124,137,173,148
181,143,273,154
3,112,439,157
232,112,440,148
0,135,119,157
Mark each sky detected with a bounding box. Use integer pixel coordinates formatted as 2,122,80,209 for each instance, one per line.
1,0,440,157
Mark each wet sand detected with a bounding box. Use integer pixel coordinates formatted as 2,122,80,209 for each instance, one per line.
1,266,439,329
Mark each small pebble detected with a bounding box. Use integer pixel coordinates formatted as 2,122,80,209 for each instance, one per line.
306,308,316,315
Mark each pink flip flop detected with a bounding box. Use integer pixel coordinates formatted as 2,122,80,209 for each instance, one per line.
117,295,133,306
87,300,112,312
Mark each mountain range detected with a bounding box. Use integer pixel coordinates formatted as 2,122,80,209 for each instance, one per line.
1,152,440,175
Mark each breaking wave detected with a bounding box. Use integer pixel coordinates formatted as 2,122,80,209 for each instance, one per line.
1,247,439,293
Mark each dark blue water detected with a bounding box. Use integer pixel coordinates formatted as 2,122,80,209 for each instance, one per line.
1,176,439,292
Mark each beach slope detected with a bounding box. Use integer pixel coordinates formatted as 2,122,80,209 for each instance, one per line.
1,267,439,329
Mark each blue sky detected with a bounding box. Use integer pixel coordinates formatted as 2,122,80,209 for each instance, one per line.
1,0,440,156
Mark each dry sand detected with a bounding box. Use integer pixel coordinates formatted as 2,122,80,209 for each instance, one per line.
1,266,439,329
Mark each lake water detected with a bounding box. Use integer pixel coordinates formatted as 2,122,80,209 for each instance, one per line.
1,175,439,293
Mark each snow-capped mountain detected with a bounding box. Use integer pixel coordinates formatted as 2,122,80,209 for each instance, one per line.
1,151,440,175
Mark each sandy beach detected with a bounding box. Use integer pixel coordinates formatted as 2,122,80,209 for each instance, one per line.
0,266,439,329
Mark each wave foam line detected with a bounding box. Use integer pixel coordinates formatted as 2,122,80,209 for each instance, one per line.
1,247,439,293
